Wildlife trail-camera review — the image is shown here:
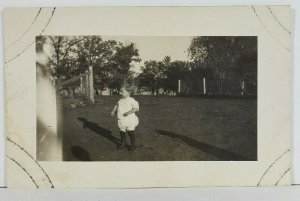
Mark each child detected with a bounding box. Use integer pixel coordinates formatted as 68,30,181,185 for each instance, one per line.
111,86,139,151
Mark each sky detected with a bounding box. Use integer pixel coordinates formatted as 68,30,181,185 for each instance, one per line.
101,36,193,73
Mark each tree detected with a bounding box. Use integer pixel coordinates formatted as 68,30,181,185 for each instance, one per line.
163,60,191,92
188,36,257,95
75,36,117,90
108,42,141,91
162,56,171,68
47,36,87,79
138,60,166,95
137,56,192,95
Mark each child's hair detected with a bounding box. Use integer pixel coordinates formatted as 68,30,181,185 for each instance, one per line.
121,84,135,96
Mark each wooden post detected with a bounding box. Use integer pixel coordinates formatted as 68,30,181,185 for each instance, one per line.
241,81,245,96
178,79,181,93
80,76,83,94
203,77,206,95
89,66,95,103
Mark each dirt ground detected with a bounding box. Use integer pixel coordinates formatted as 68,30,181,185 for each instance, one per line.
61,96,257,161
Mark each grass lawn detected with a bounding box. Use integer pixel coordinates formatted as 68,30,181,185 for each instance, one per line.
61,95,257,161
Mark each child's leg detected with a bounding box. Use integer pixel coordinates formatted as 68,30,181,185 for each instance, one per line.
128,130,136,151
119,131,126,149
118,120,127,149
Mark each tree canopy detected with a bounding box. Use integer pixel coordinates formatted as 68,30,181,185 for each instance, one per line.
188,36,257,95
43,36,140,91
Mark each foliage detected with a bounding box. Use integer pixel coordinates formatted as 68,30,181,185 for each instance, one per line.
137,56,191,94
138,60,166,95
42,36,257,97
75,36,117,90
108,42,141,91
46,36,87,79
45,36,140,91
188,36,257,95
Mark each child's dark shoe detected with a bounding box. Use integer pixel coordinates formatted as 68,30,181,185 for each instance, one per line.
118,143,126,150
129,145,136,151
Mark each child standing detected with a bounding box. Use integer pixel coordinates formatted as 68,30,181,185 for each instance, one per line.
111,86,139,151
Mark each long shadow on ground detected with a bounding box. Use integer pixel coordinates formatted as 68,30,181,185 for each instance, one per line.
155,130,252,161
78,117,121,147
71,145,92,161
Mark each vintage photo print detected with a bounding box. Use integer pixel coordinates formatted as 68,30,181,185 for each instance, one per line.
4,6,291,188
36,35,257,162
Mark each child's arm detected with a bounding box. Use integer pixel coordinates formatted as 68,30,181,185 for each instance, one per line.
123,108,139,117
111,105,118,116
123,99,139,116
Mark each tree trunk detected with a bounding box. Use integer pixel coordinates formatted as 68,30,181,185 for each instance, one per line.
152,87,155,95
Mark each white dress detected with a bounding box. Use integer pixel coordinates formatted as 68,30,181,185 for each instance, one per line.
116,97,139,132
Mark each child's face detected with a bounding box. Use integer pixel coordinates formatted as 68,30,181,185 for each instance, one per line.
120,88,130,98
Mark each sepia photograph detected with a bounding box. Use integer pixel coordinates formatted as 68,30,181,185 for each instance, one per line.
4,5,292,188
36,35,257,161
